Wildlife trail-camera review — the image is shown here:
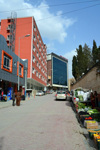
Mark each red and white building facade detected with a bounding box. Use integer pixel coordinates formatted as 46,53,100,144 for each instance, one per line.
0,16,47,91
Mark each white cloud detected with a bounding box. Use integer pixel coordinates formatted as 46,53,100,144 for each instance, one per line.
64,50,77,79
0,0,75,43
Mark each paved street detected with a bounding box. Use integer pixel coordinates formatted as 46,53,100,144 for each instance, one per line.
0,93,97,150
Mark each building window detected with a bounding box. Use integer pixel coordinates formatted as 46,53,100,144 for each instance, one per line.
37,42,39,48
34,25,36,31
53,57,67,86
7,19,11,23
39,39,41,43
37,52,38,57
8,24,13,30
39,64,41,69
19,65,22,76
32,67,35,74
33,35,36,41
4,55,10,70
37,33,39,39
39,47,41,52
17,62,24,78
39,73,41,78
39,55,41,60
8,45,12,50
33,45,35,52
33,56,35,62
14,62,16,66
36,71,38,77
1,50,13,73
7,34,13,41
36,61,38,67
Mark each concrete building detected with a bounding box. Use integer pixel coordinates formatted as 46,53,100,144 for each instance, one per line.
0,34,27,99
0,16,47,91
47,53,68,90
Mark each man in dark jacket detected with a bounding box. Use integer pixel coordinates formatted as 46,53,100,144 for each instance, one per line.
12,92,16,106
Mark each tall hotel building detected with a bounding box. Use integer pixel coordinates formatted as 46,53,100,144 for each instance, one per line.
0,16,47,90
47,53,68,90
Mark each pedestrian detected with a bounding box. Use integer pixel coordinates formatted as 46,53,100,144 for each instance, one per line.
28,92,30,100
12,92,16,106
16,90,21,106
94,91,98,107
90,92,95,109
98,94,100,107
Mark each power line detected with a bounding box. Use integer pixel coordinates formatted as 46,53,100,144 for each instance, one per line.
0,2,99,28
36,3,100,21
0,0,100,14
48,0,100,7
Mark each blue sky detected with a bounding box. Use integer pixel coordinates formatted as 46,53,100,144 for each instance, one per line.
0,0,100,78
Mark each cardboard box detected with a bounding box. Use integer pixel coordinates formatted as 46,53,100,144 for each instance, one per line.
84,120,98,129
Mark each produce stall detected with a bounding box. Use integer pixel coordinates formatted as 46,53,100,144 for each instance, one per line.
70,87,100,149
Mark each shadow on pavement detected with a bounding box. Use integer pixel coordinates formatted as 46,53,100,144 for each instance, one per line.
54,99,66,102
82,133,97,149
65,101,71,107
0,137,4,150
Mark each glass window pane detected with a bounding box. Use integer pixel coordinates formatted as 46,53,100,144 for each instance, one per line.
53,57,67,86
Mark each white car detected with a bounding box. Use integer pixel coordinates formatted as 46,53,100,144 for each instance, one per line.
55,91,67,100
36,90,44,96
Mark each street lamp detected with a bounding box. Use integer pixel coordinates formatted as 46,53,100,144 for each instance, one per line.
18,34,30,91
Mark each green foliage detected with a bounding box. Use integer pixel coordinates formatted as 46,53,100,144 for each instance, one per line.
76,45,84,76
78,102,85,109
72,56,80,79
83,43,92,73
72,40,100,80
92,40,98,64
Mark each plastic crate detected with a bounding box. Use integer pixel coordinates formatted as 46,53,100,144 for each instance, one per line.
88,129,100,139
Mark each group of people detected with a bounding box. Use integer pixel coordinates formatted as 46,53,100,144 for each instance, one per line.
90,91,98,108
12,90,21,106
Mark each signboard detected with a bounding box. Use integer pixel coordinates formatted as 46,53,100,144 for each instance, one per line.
48,76,51,79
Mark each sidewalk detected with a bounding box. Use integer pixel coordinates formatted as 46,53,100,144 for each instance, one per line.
0,100,12,109
0,96,30,109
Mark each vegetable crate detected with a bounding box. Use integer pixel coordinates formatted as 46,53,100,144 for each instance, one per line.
84,120,98,129
88,129,100,139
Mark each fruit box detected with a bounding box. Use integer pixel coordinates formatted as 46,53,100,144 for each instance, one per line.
84,120,99,129
88,129,100,139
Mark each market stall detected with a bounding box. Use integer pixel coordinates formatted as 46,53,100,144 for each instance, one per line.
70,87,100,149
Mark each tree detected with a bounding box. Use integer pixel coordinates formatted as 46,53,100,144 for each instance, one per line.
76,45,84,76
72,55,77,79
83,43,92,73
97,46,100,69
72,55,80,80
72,40,100,80
92,40,98,64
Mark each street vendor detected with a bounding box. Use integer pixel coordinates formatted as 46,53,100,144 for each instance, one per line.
94,91,98,107
90,92,95,109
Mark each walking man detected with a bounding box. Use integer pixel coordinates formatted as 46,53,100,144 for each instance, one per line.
12,92,16,106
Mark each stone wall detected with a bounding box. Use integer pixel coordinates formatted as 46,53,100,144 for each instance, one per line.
71,66,100,93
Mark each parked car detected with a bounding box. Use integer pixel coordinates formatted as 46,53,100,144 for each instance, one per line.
36,90,44,96
55,91,67,100
46,90,53,94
